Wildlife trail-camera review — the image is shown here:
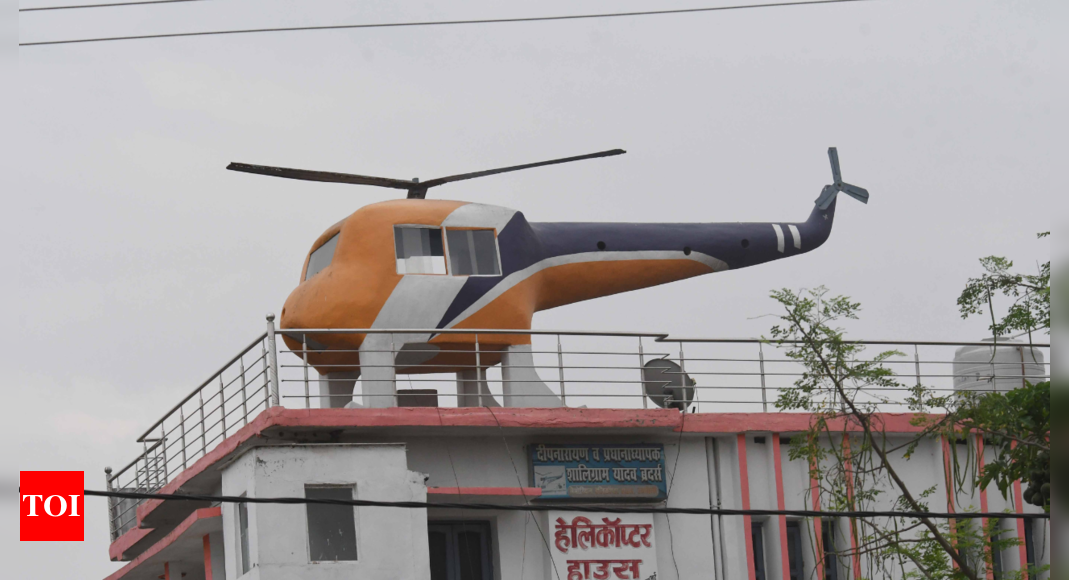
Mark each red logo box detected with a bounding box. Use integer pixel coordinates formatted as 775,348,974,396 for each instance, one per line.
20,471,84,541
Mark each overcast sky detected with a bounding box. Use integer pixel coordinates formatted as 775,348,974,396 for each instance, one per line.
6,0,1060,576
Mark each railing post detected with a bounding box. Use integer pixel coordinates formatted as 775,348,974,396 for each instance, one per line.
265,313,281,407
104,467,116,541
302,334,311,409
638,337,647,409
218,375,227,436
239,356,249,426
391,333,398,407
159,437,168,486
679,342,688,411
262,341,271,410
557,334,567,407
133,451,143,491
198,390,207,457
759,342,768,413
474,333,482,407
914,344,922,387
179,405,188,470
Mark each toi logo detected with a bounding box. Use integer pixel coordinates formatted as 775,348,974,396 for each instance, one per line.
20,471,84,541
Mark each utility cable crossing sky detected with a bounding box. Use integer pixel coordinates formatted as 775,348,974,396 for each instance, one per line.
85,489,1050,519
20,0,875,46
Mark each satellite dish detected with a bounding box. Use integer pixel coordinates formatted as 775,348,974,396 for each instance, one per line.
642,359,696,411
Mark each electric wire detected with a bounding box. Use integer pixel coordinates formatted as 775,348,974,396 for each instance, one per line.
85,489,1051,519
664,409,686,580
20,0,207,12
20,0,874,46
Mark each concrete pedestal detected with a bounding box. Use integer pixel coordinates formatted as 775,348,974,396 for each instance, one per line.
456,368,500,408
318,371,359,408
501,344,561,408
359,334,396,408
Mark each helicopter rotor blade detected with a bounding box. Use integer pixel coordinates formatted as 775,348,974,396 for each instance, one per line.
226,162,416,191
828,147,842,184
840,182,870,204
418,149,626,189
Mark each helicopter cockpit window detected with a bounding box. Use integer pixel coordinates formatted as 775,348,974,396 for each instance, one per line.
394,226,447,275
305,233,340,281
446,229,501,276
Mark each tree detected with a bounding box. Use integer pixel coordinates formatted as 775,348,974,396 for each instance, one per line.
766,233,1050,579
768,287,993,580
956,232,1049,342
953,232,1050,510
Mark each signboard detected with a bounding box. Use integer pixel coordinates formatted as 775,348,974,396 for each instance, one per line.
530,444,667,500
550,510,658,580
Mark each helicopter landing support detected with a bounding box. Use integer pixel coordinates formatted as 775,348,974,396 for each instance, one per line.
319,371,359,408
502,344,562,408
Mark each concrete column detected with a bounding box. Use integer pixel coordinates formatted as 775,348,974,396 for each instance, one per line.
501,344,561,408
359,334,396,408
456,368,499,407
317,371,359,408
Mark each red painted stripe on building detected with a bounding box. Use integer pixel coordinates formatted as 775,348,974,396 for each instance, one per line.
680,412,939,434
202,534,212,580
738,434,757,580
105,508,222,580
810,458,825,580
772,433,791,580
109,526,153,561
427,486,542,497
942,436,959,570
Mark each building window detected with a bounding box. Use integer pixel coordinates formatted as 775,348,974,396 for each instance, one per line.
786,521,804,580
446,229,501,276
751,521,767,580
1025,520,1036,573
428,522,493,580
237,496,251,575
821,519,839,580
306,233,340,280
305,486,358,562
395,226,447,275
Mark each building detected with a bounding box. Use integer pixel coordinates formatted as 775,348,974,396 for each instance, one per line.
100,322,1049,580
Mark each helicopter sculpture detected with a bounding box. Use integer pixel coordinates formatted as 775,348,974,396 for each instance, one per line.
229,147,869,408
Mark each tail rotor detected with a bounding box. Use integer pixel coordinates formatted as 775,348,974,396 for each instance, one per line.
815,147,870,209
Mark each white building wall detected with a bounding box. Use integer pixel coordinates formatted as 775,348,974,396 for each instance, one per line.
220,443,430,580
203,431,1045,580
656,437,716,580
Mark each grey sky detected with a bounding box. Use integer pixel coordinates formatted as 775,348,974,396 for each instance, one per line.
7,0,1059,576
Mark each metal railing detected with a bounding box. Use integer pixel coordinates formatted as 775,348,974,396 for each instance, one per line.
105,317,1049,540
105,317,279,540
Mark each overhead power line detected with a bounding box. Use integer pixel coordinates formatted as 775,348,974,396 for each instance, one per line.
20,0,874,47
85,489,1050,519
20,0,207,12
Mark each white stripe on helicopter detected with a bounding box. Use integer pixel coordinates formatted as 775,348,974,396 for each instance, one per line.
772,224,802,253
772,224,785,253
440,250,729,330
789,225,802,249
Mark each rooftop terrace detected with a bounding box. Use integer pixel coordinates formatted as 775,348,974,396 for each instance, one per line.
103,316,1049,542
